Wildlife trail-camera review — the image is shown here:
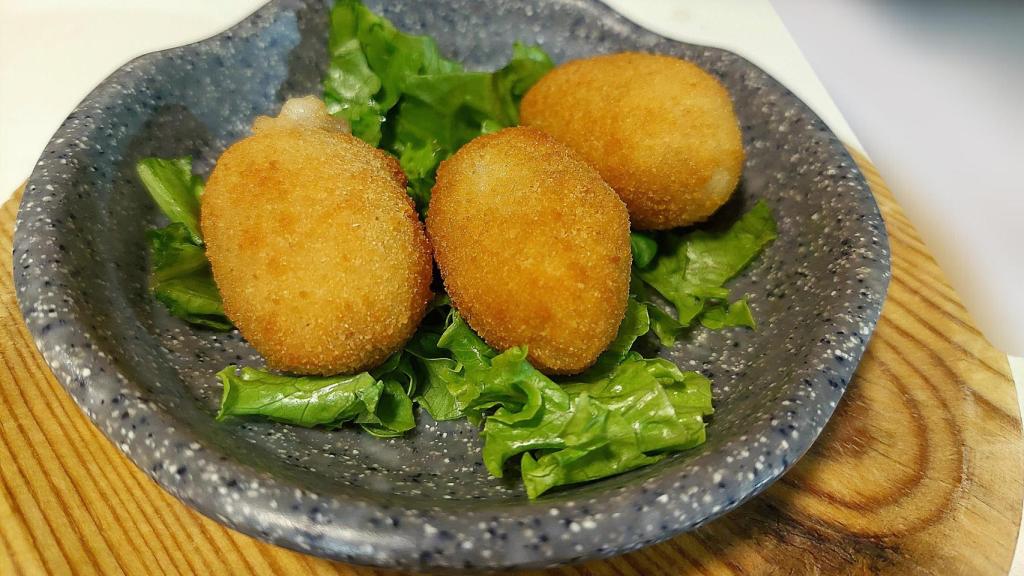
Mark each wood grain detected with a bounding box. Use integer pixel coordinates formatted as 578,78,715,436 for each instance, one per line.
1,152,1021,575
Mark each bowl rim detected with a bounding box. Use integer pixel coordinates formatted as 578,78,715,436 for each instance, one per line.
13,0,891,570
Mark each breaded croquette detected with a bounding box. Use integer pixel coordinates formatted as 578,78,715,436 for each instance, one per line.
202,96,432,375
427,127,631,375
520,52,745,230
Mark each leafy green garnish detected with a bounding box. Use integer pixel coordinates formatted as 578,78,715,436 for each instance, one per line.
564,355,713,454
138,157,232,331
405,330,465,421
151,275,231,331
147,223,209,283
324,0,460,145
518,393,660,499
474,346,575,478
411,358,464,421
407,309,714,497
636,201,776,328
630,232,658,269
516,353,713,498
324,0,553,212
217,366,382,428
580,298,650,379
215,357,418,438
137,157,205,244
647,303,688,347
700,298,756,330
360,353,417,437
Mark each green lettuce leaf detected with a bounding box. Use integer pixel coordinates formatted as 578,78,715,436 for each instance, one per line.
324,1,553,212
152,275,231,331
216,366,382,428
412,357,464,421
359,352,417,436
672,201,777,291
565,354,712,452
404,329,465,421
700,298,756,330
323,36,385,144
636,234,698,322
435,311,498,419
324,0,460,144
139,157,232,330
393,41,552,148
493,43,554,110
473,347,573,477
386,42,553,212
658,365,714,420
421,309,714,497
437,311,495,377
137,157,204,244
520,393,662,499
579,298,650,379
630,232,658,269
357,379,415,437
216,355,418,437
515,356,711,498
637,201,776,327
627,277,686,347
647,304,688,347
147,223,209,283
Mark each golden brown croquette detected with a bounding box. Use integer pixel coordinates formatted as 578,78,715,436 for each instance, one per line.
427,127,631,375
202,97,432,375
520,52,745,230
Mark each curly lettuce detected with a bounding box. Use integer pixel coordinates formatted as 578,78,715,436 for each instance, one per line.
217,353,416,437
324,0,553,212
138,157,231,330
633,201,776,333
217,366,383,428
419,306,714,498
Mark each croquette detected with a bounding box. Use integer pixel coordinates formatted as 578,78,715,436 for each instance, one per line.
520,52,745,230
427,127,631,375
201,96,432,375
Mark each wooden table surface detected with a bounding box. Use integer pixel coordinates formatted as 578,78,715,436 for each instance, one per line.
1,153,1021,575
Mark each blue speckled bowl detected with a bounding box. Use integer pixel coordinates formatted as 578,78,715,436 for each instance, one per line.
12,0,890,571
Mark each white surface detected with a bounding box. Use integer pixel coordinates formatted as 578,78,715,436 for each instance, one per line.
771,0,1024,356
0,0,867,196
0,0,260,197
1,1,1021,572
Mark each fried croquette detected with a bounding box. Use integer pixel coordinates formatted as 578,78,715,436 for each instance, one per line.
202,96,432,375
427,127,631,375
251,95,352,135
520,52,745,230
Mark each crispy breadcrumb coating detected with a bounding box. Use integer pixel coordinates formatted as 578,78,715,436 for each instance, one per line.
520,52,745,230
427,127,631,375
202,97,432,375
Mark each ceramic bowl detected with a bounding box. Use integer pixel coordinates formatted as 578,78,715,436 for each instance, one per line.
13,0,890,570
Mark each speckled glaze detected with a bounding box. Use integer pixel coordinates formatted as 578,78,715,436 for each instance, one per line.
13,0,890,571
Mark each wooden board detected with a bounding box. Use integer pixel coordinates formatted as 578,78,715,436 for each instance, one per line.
1,152,1021,575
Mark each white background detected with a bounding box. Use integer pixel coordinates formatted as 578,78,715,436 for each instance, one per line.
1,1,1022,572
